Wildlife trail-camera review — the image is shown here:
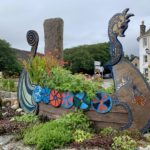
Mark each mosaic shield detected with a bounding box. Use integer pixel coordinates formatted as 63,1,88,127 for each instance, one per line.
91,92,112,113
41,87,50,104
32,86,43,103
61,92,74,109
73,92,90,110
49,90,62,107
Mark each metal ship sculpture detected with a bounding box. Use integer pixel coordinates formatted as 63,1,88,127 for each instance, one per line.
18,8,150,133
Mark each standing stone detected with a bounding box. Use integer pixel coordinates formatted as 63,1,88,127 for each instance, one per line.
44,18,63,59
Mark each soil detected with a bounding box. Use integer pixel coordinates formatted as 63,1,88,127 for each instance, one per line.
71,136,113,150
0,107,29,135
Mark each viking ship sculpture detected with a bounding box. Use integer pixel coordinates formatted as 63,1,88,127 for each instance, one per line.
18,8,150,133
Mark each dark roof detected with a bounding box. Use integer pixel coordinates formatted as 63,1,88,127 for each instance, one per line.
131,56,139,62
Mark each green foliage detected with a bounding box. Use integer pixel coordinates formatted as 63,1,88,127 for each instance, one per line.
13,114,38,123
100,83,114,94
0,39,22,77
73,129,92,143
120,130,142,140
24,122,72,150
0,78,16,92
64,43,110,74
59,111,92,132
15,129,26,141
23,52,59,87
99,127,118,137
124,54,136,62
112,135,137,150
44,66,101,98
23,111,92,150
25,54,103,98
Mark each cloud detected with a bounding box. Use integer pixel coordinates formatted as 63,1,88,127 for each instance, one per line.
0,0,149,56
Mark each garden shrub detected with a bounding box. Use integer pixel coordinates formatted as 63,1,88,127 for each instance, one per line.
0,78,16,92
13,113,38,123
59,111,92,132
23,111,92,150
119,129,142,140
73,129,92,143
24,122,72,150
99,127,118,137
111,135,137,150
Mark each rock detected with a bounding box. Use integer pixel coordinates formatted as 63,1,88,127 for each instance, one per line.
16,108,23,113
43,18,63,59
144,133,150,138
21,112,26,115
10,92,17,99
0,135,35,150
2,98,18,107
0,135,14,146
137,140,148,148
11,100,19,110
2,106,5,110
2,140,35,150
10,118,15,122
0,91,11,99
11,104,19,110
2,98,11,107
144,133,150,142
138,145,150,150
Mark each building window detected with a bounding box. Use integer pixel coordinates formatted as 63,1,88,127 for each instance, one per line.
144,68,148,77
143,38,147,47
143,55,148,63
135,63,137,67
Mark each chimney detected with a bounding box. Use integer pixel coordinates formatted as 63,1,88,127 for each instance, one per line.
140,21,146,36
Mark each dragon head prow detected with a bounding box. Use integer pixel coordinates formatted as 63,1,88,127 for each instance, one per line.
109,8,134,37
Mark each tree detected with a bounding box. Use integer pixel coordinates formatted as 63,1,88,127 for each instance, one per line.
130,54,135,62
124,54,136,62
124,54,130,61
0,39,22,77
63,43,110,74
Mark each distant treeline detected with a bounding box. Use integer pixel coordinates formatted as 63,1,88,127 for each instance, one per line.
63,42,110,74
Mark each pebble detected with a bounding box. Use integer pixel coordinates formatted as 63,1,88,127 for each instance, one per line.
1,107,5,110
144,133,150,139
16,108,23,113
2,112,8,117
11,104,19,110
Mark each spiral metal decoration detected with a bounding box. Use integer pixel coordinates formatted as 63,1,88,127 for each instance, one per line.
26,30,39,59
27,30,39,46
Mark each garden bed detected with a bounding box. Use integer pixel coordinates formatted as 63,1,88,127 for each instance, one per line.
0,106,150,150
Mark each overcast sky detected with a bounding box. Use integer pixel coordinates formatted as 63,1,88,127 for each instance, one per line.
0,0,150,56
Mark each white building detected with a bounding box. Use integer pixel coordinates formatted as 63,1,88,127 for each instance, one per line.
137,21,150,81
